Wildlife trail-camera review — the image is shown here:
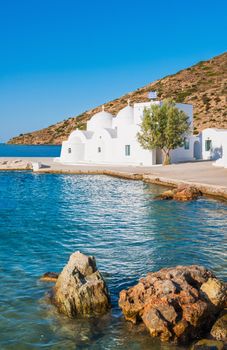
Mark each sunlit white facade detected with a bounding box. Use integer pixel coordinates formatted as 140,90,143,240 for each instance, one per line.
201,128,227,167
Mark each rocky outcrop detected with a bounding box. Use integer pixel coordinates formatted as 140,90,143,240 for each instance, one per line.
210,309,227,342
52,251,111,317
158,185,202,201
119,265,226,343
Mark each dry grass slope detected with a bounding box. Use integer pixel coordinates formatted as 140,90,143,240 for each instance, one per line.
8,52,227,145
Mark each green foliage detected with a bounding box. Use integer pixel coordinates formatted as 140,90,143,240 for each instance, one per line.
77,123,86,130
137,99,190,165
175,87,197,102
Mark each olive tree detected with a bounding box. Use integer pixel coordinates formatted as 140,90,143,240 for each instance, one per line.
137,99,190,165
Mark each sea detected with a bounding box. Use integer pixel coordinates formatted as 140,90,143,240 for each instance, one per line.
0,146,226,349
0,143,61,157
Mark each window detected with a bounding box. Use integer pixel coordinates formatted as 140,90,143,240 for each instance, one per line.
125,145,131,156
184,138,190,150
98,147,101,153
68,148,72,154
205,140,212,151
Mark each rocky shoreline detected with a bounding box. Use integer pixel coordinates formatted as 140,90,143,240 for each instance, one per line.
41,252,227,349
1,157,227,202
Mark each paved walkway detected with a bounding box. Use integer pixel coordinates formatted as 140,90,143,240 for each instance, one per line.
1,157,227,188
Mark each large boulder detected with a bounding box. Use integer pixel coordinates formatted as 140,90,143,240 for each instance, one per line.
52,251,111,317
157,185,202,201
119,265,226,343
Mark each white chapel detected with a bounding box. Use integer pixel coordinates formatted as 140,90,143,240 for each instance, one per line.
56,100,199,166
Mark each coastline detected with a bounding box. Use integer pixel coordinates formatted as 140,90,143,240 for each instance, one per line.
1,157,227,201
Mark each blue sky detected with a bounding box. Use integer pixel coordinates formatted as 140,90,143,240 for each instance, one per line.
0,0,226,142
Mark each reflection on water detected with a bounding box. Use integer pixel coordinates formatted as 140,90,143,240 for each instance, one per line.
0,172,226,349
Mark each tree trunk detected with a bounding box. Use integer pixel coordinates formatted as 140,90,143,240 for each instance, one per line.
162,150,171,165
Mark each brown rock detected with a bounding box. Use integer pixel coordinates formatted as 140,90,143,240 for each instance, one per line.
40,272,59,282
119,265,226,343
201,278,227,308
173,185,202,201
52,251,111,317
157,185,202,201
142,306,172,342
210,309,227,341
158,189,175,200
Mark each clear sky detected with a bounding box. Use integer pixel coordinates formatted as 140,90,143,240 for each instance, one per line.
0,0,226,142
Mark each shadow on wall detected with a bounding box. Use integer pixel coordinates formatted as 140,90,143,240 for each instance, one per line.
212,146,223,160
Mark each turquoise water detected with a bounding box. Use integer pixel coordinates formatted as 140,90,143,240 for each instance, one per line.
0,144,61,157
0,172,226,349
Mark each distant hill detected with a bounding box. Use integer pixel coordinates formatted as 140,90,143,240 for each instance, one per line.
8,52,227,145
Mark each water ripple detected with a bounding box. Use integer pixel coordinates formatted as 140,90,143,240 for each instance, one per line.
0,172,226,349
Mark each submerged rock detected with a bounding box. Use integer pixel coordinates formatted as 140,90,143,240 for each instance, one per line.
40,272,59,282
157,185,202,201
119,265,226,344
191,339,224,350
52,251,110,318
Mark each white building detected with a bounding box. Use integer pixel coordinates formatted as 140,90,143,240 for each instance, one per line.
57,100,199,166
201,128,227,167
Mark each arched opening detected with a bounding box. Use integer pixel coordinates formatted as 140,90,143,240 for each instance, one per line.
193,141,201,160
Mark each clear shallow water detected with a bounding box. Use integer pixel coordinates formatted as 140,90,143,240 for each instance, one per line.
0,144,61,157
0,172,226,350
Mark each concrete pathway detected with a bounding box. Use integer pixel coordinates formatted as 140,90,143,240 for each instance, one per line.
1,157,227,187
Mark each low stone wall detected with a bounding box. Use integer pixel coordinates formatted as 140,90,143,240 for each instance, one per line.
36,168,227,200
143,175,227,201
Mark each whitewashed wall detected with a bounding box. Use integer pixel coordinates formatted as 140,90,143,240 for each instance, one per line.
58,101,196,166
201,128,226,160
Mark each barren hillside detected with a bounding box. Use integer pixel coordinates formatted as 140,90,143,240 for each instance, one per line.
8,52,227,145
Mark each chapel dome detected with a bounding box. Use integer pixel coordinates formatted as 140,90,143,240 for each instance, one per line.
87,108,113,131
113,105,134,127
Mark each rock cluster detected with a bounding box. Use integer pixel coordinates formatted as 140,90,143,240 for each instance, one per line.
51,251,110,317
43,253,226,347
158,184,202,201
0,159,32,170
119,265,226,343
